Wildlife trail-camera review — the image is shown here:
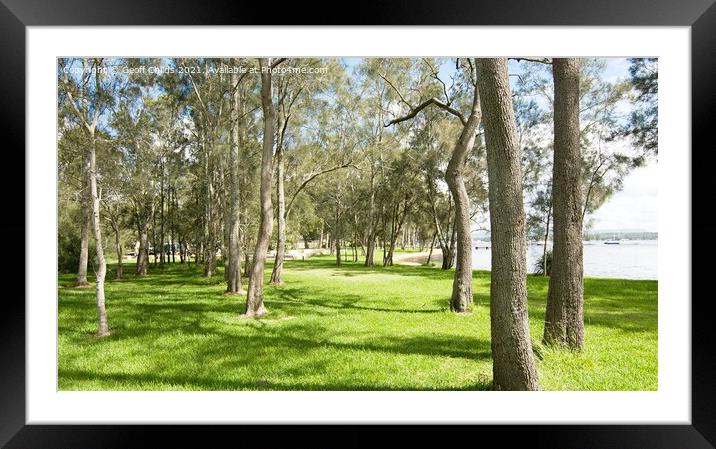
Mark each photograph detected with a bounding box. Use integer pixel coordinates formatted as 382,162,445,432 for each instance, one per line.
56,56,658,392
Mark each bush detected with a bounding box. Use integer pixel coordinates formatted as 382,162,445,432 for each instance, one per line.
58,204,95,273
533,250,552,276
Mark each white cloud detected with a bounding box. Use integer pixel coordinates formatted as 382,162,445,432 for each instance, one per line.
589,162,658,231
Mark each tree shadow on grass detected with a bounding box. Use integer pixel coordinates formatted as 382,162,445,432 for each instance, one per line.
59,322,493,390
59,367,493,391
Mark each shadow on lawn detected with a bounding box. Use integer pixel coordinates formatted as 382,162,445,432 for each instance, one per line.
59,265,494,390
58,257,656,390
59,311,493,390
59,366,493,391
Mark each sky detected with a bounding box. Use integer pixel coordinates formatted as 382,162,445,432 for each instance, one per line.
589,161,658,232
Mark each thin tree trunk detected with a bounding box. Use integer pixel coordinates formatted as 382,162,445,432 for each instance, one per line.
335,196,342,267
543,204,552,276
444,86,480,311
364,172,377,267
226,67,244,294
160,160,165,265
270,135,287,284
113,222,123,280
88,130,109,337
244,58,275,317
385,197,410,267
151,203,157,266
204,134,215,277
135,210,150,276
425,231,436,265
544,58,585,350
76,161,91,287
170,186,176,263
319,221,324,249
477,57,539,390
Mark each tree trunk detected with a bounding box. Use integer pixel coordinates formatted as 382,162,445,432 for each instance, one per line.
542,204,551,276
170,186,176,263
319,221,324,249
444,87,480,312
226,67,244,294
544,58,585,350
335,197,342,267
76,160,91,287
425,231,436,265
136,212,150,276
270,139,287,284
244,58,275,317
204,133,215,277
385,197,409,267
88,131,109,337
113,222,123,280
364,168,378,267
477,57,539,390
364,236,376,267
160,161,165,265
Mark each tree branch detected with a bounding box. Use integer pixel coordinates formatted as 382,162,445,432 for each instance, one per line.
285,162,356,217
510,57,553,65
386,97,466,127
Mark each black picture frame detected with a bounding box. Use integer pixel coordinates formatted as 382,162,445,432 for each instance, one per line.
3,0,715,447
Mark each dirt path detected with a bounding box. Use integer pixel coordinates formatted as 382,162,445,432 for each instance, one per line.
392,251,435,266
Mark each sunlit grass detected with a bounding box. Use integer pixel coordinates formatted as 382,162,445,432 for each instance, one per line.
58,255,657,391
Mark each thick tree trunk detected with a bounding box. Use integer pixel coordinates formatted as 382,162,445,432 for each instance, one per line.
364,236,376,267
244,58,275,317
76,162,91,287
477,58,539,391
270,144,287,284
226,68,244,294
88,132,109,337
544,58,585,349
444,92,480,312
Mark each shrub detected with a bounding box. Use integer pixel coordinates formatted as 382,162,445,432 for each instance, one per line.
533,250,552,276
58,204,95,273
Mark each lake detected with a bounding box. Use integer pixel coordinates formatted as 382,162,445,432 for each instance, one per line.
418,240,658,280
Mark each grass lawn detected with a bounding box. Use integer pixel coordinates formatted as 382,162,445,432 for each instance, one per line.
58,255,657,391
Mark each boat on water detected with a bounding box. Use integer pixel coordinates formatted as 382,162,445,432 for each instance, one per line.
473,240,490,249
604,241,621,245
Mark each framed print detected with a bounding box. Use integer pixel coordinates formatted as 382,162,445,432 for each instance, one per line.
4,0,716,447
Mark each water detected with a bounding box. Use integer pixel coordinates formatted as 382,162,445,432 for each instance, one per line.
423,240,658,280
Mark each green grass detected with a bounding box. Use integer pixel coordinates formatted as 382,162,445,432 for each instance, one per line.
58,256,657,391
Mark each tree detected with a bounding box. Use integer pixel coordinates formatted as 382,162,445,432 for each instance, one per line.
544,58,585,349
226,59,251,294
270,60,307,284
59,58,113,336
76,173,91,286
616,58,658,157
476,58,539,390
244,58,281,317
386,58,481,313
